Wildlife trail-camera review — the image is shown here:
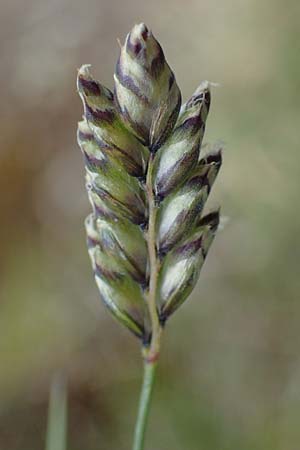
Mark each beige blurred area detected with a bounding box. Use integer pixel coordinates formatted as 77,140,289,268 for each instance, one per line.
1,0,300,449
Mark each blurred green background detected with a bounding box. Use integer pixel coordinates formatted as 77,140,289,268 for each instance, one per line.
1,0,300,449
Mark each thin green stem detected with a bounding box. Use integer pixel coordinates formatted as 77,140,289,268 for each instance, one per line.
132,360,158,450
46,373,67,450
131,153,163,450
145,153,162,363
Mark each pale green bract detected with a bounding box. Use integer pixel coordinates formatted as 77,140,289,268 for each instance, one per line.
77,23,222,343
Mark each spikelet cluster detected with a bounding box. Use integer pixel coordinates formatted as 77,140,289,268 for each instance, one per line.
77,23,222,342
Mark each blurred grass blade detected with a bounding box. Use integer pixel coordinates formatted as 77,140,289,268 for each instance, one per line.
46,373,68,450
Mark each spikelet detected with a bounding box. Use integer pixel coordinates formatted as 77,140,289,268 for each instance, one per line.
77,23,222,342
157,210,220,322
114,23,181,151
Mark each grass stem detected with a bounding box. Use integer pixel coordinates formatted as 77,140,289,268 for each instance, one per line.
132,360,158,450
131,153,163,450
45,373,67,450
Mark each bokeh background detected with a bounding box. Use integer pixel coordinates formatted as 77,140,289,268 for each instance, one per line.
1,0,300,449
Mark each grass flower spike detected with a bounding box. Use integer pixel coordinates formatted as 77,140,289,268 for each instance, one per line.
77,23,222,450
